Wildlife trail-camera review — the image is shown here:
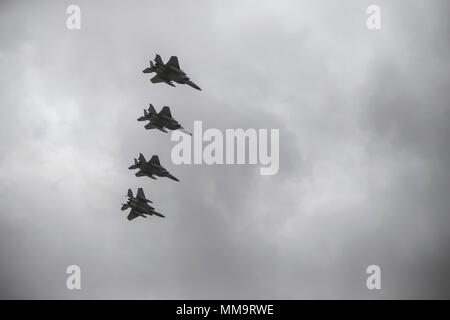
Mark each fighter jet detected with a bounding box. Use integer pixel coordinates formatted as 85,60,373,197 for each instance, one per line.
137,104,191,135
128,153,180,182
143,54,201,90
121,188,165,221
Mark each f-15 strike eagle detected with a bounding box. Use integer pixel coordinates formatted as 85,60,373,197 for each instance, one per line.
128,153,180,182
143,54,201,90
121,188,165,221
137,104,191,135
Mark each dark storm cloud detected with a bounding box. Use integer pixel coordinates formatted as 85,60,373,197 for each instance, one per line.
0,0,449,299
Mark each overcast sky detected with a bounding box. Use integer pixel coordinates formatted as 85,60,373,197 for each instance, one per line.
0,0,449,299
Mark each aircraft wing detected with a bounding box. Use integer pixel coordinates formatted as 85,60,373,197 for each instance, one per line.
160,106,172,118
151,75,165,83
127,209,139,221
167,56,180,69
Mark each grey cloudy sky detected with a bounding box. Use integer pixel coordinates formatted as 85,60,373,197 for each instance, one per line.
0,0,449,299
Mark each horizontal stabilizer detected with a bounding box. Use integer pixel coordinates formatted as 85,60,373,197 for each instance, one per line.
143,61,156,73
128,158,139,169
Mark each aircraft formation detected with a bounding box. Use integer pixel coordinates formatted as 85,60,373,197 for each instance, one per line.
121,54,200,221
